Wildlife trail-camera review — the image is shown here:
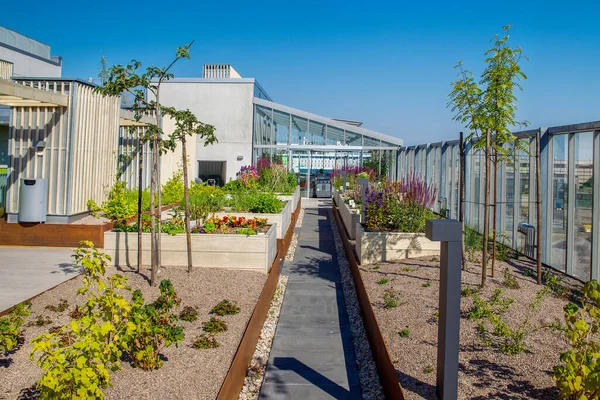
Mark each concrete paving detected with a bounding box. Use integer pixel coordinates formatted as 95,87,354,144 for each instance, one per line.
260,208,361,399
0,246,81,312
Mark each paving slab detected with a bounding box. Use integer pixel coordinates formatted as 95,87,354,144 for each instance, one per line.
0,246,80,312
260,208,361,400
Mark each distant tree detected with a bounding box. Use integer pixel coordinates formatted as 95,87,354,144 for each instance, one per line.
448,26,528,287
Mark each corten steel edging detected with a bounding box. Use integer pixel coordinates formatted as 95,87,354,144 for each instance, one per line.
0,204,177,249
217,198,301,400
332,205,405,400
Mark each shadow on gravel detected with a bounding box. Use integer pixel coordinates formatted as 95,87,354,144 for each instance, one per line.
396,369,437,399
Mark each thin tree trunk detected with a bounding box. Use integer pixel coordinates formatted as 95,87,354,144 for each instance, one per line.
150,137,158,286
137,137,144,273
536,130,543,284
482,129,491,287
491,149,498,277
182,137,192,272
459,132,466,270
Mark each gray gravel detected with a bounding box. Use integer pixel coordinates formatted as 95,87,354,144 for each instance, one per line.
0,266,266,400
329,209,385,400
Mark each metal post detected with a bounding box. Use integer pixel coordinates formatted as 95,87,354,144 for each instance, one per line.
358,177,369,224
425,219,462,400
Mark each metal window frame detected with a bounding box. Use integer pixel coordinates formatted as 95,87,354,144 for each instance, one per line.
592,130,600,280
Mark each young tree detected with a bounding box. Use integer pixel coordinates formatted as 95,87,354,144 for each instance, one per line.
448,26,528,287
164,110,217,272
97,42,194,286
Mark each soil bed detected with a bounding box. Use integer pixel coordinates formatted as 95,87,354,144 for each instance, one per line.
358,254,581,399
0,266,266,400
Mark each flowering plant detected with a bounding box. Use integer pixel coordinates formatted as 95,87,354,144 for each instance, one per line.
201,215,267,233
237,166,260,187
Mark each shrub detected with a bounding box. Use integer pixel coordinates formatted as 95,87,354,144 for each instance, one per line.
87,199,101,216
202,317,228,334
161,170,184,206
103,181,138,220
188,183,226,222
248,193,284,214
0,302,31,354
179,306,198,322
553,280,600,399
126,280,184,370
238,165,260,188
192,334,220,349
210,300,240,316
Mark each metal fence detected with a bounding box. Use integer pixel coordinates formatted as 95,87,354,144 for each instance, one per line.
397,121,599,282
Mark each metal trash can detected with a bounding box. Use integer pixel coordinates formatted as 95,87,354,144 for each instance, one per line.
18,178,48,223
517,223,536,258
315,176,332,198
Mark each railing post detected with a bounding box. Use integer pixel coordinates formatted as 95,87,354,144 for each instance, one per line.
425,219,462,400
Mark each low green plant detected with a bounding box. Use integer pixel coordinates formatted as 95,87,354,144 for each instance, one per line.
237,228,257,235
423,366,434,374
45,298,69,313
372,266,380,270
468,289,513,321
210,300,240,316
103,181,138,220
422,281,432,288
461,285,480,297
402,266,416,273
383,290,399,309
202,317,228,334
87,199,101,217
398,329,410,338
377,278,389,285
553,280,600,399
192,334,220,349
179,306,198,322
0,302,31,354
502,268,520,289
544,271,570,299
28,315,52,327
126,280,184,370
203,221,216,234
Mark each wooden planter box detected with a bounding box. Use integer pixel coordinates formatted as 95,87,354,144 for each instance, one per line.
338,196,361,240
214,200,292,240
277,186,300,214
104,224,277,273
356,224,440,265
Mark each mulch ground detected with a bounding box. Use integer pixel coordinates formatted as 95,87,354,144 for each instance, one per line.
0,266,266,400
358,254,582,400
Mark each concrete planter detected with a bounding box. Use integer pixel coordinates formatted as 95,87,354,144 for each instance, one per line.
338,196,361,240
277,186,300,215
104,224,277,273
214,200,291,239
356,223,440,265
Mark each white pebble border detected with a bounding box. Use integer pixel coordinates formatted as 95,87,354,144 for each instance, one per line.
329,208,385,400
239,208,304,399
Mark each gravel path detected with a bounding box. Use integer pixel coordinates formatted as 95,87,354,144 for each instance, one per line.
329,209,385,399
0,266,266,400
359,255,577,399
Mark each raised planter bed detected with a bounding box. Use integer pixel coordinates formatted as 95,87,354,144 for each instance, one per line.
337,194,361,240
214,200,292,240
356,224,440,265
104,224,277,273
276,185,300,214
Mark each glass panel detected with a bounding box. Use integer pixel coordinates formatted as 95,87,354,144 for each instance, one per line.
573,132,593,280
291,116,308,145
327,126,344,145
345,131,362,146
504,162,515,246
364,136,380,147
551,134,568,272
273,110,290,145
309,120,326,145
291,149,309,197
254,105,273,145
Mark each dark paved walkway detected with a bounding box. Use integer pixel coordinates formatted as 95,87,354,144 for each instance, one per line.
260,208,361,399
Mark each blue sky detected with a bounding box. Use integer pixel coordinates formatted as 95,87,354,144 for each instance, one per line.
2,0,599,145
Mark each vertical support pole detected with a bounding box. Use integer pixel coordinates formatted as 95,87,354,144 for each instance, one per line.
536,130,543,284
459,132,465,269
591,130,600,280
358,177,369,224
426,219,462,400
341,170,347,192
566,133,576,276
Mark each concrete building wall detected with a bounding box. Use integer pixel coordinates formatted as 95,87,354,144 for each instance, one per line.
0,46,61,78
158,80,255,182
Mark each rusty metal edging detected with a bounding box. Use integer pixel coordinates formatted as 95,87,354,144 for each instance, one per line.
217,198,301,399
332,204,406,400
